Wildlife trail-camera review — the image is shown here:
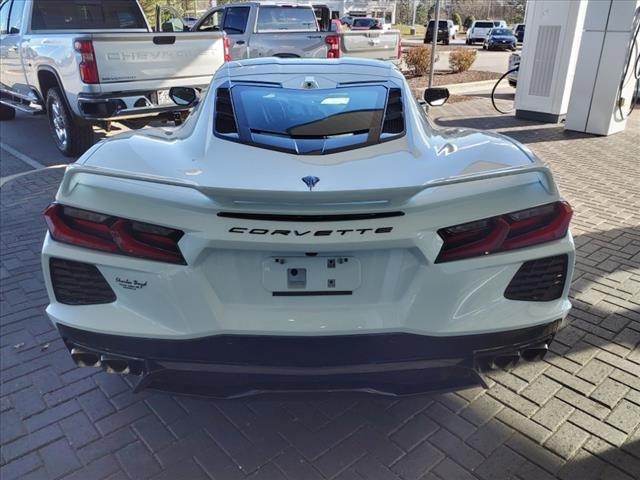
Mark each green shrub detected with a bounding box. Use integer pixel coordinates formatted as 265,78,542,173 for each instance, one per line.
452,13,462,26
449,49,477,73
464,15,475,29
405,46,433,76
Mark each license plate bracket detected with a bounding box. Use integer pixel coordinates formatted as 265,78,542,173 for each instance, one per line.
157,89,172,106
262,256,361,293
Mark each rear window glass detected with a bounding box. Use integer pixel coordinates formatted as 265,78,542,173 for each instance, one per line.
353,18,376,27
474,22,494,28
257,6,317,31
223,85,392,154
32,0,146,30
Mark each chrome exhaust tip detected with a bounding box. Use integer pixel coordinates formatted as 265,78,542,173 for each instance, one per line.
492,353,520,369
521,343,549,362
70,348,101,368
100,356,130,375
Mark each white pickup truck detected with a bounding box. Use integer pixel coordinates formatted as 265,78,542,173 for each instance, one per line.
0,0,228,156
185,2,401,63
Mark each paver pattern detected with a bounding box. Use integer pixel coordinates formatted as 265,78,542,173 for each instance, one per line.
1,100,639,479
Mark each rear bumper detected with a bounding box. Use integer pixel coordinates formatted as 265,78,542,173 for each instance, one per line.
58,320,561,397
488,43,516,50
423,31,450,43
77,95,190,121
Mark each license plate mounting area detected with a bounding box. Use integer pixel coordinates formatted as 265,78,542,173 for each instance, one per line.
262,256,361,296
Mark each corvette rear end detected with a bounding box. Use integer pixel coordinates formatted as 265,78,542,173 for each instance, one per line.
42,59,574,397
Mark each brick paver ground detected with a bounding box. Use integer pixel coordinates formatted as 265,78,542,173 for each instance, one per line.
1,100,639,480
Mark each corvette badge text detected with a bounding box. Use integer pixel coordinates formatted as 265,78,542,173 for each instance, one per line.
228,227,393,236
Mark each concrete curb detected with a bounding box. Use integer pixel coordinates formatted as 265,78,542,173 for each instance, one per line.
440,79,504,94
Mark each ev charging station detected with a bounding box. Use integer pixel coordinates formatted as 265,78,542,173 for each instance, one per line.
565,0,640,135
514,0,640,136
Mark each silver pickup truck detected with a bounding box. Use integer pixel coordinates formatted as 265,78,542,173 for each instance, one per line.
0,0,227,156
181,2,401,62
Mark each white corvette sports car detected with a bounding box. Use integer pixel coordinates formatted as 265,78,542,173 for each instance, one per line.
42,58,574,397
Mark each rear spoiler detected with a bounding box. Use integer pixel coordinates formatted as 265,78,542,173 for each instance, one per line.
60,162,557,206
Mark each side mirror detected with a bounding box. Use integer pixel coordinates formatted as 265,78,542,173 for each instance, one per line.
169,87,199,107
423,87,450,106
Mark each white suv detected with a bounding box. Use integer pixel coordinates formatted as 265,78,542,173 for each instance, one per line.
466,20,506,44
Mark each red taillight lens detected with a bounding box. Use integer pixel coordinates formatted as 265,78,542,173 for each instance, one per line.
436,201,572,263
397,40,402,59
74,40,99,84
44,204,186,264
325,34,340,59
223,36,231,62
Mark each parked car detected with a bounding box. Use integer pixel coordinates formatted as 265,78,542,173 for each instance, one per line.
42,58,575,397
466,20,498,44
514,23,525,43
190,3,401,63
182,16,199,29
424,19,454,45
0,0,228,156
350,17,383,30
483,28,517,51
449,20,459,39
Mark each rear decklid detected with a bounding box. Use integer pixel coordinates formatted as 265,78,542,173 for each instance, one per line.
340,31,400,61
90,32,225,84
472,22,494,37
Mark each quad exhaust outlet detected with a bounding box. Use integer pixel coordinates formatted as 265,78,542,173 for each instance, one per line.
68,345,144,376
477,341,550,372
70,348,101,367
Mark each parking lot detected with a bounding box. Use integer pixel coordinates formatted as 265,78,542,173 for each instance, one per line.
403,37,521,74
1,95,639,479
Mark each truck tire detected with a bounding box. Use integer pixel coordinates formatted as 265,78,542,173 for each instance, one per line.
0,103,16,120
46,87,94,157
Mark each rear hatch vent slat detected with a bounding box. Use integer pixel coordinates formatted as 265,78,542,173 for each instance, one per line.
381,88,404,136
215,87,238,135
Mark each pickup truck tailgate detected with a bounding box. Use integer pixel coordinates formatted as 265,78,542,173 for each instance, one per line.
341,31,400,61
91,32,225,84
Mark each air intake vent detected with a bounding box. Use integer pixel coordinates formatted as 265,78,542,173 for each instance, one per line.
382,88,404,136
215,87,238,134
50,258,116,305
505,255,568,302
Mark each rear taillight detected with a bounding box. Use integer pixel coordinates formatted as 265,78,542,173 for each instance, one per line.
44,204,186,264
74,40,99,84
436,201,572,263
223,36,231,62
325,34,340,59
397,39,402,59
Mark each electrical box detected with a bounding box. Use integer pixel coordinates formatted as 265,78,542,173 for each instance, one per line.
514,1,588,123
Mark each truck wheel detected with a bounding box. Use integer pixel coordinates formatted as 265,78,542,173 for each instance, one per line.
0,103,16,121
46,87,94,157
